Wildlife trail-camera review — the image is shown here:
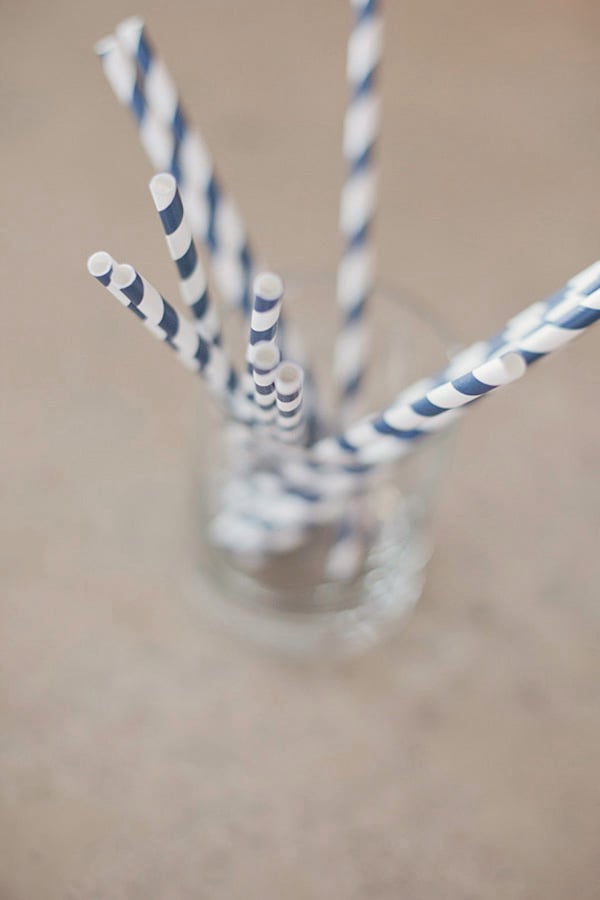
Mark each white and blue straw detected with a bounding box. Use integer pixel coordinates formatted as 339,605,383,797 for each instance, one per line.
316,352,526,465
95,37,175,174
504,280,600,363
334,0,382,414
435,261,600,386
245,272,284,399
317,269,600,466
87,251,251,422
248,272,284,347
115,16,254,314
251,341,281,424
97,19,253,315
149,172,221,345
97,20,313,402
275,362,305,444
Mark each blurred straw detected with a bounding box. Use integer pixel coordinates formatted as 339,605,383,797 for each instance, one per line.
334,0,382,418
275,362,306,444
113,16,254,315
87,251,251,422
149,172,222,345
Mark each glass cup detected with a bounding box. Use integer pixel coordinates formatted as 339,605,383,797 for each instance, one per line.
190,275,457,657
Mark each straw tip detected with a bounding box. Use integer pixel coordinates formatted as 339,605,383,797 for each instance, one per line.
87,251,113,277
251,341,281,369
275,361,304,392
117,14,145,33
94,35,116,57
254,272,284,301
499,351,527,381
149,172,177,209
112,263,136,289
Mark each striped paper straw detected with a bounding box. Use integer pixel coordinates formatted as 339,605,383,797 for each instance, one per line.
149,172,222,345
245,272,284,398
248,272,284,347
251,341,281,423
95,37,174,173
334,0,382,415
504,283,600,362
111,16,254,314
217,473,344,530
317,272,600,467
209,448,372,557
87,252,251,422
488,260,600,355
436,260,600,385
275,362,305,444
209,465,362,558
210,508,307,558
315,352,526,465
97,19,314,407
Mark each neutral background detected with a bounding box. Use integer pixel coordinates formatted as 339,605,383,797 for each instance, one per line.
2,1,599,897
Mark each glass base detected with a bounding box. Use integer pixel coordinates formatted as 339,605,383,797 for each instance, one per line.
190,520,433,659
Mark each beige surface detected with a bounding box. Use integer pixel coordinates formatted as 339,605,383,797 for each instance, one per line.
2,1,600,897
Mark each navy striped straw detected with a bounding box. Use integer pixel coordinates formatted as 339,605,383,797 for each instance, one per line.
251,341,281,424
87,252,252,422
315,266,600,466
429,260,600,389
249,272,284,347
334,0,382,415
505,282,600,363
315,352,526,465
275,362,306,444
95,37,174,172
112,16,254,315
149,173,222,346
96,19,315,414
244,272,284,400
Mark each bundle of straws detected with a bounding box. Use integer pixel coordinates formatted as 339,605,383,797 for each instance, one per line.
88,8,600,579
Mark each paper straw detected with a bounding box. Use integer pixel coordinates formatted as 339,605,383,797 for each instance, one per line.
315,352,526,465
111,16,254,315
210,509,307,558
251,341,280,423
209,464,362,559
505,286,600,362
248,272,284,347
149,172,221,345
96,20,314,412
95,37,175,173
317,270,600,466
438,260,600,384
275,362,305,444
244,272,284,397
334,0,382,415
87,251,252,422
337,0,384,584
